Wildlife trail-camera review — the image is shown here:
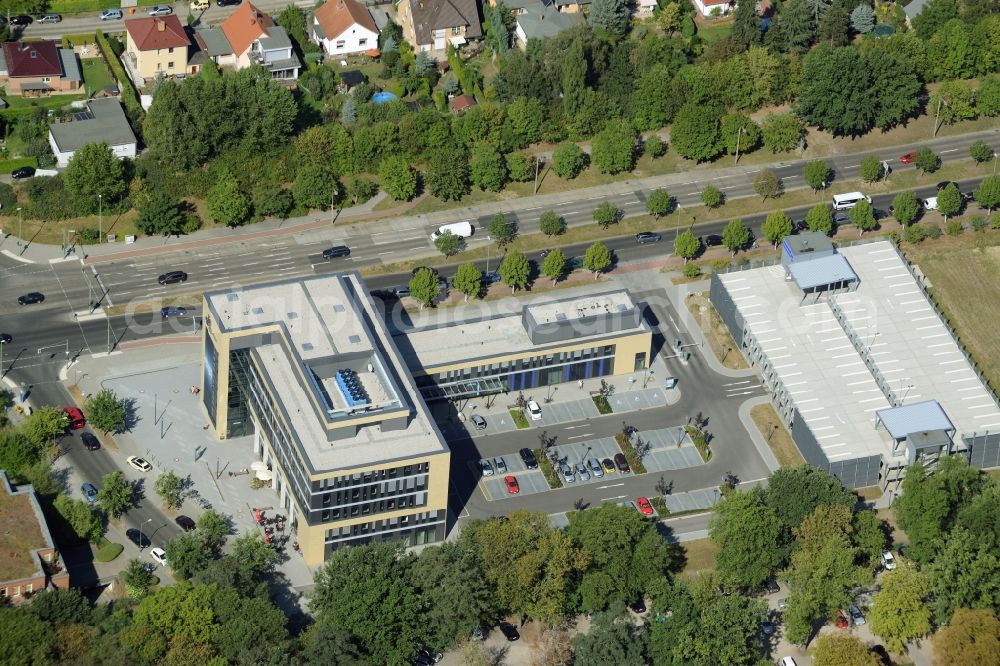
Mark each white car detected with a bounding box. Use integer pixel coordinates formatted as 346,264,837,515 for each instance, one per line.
923,196,938,210
478,459,494,477
150,547,167,566
147,5,173,15
526,400,542,421
99,8,123,20
127,455,152,472
881,550,896,570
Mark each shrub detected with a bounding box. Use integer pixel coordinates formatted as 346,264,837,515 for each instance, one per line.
77,228,100,244
683,263,702,278
945,219,964,236
551,142,588,179
539,211,565,236
970,215,988,231
26,176,75,221
925,223,942,239
0,182,16,209
903,224,927,243
644,135,666,158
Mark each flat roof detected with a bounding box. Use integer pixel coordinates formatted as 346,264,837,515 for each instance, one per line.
206,273,447,473
835,242,1000,437
527,291,636,326
876,401,954,440
788,253,857,291
0,476,48,581
718,264,896,462
48,98,136,153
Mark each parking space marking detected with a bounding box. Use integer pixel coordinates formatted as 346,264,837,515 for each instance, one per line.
474,454,554,501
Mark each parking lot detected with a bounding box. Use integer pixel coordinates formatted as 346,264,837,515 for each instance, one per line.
607,386,669,413
638,426,707,473
529,396,601,426
475,454,552,501
549,436,626,485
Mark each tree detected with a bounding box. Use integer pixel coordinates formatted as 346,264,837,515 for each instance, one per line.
86,388,126,434
762,211,794,246
207,174,250,227
52,494,103,543
720,113,762,157
868,564,931,652
763,466,855,534
0,607,56,665
646,189,673,218
498,250,530,293
591,120,636,174
21,406,70,449
932,80,976,125
541,248,567,285
433,230,464,257
469,143,508,192
593,201,620,229
722,219,751,255
937,182,963,221
487,213,517,249
583,241,612,279
912,0,959,39
552,142,588,179
975,175,1000,212
928,528,1000,624
408,267,441,308
849,199,878,235
806,203,834,235
731,0,761,49
506,153,533,182
63,142,126,214
571,605,645,665
859,155,884,183
701,185,723,209
378,156,419,201
231,532,279,585
932,608,1000,665
425,147,470,201
753,170,782,200
539,211,565,236
914,147,940,174
927,19,976,80
154,471,185,510
135,189,186,236
587,0,630,36
970,140,994,164
671,102,723,163
977,74,1000,116
674,229,701,263
761,113,804,153
892,190,921,226
849,4,874,33
644,135,666,158
97,470,133,518
453,262,482,301
709,488,785,590
813,633,881,666
292,165,339,211
122,558,156,596
197,509,231,552
803,160,831,191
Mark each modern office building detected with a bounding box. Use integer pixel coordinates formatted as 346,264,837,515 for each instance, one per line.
201,273,451,565
711,235,1000,489
394,290,654,402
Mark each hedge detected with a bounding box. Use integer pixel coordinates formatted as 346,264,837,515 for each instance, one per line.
61,33,98,48
50,0,161,14
94,30,144,138
0,157,38,174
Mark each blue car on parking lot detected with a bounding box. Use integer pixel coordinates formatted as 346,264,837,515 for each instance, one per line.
82,482,98,503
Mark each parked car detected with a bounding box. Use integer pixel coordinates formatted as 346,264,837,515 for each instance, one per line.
761,621,775,636
493,457,507,474
0,333,11,344
63,406,86,429
560,462,575,483
127,455,152,472
147,4,173,15
99,8,123,20
587,457,604,478
794,220,809,232
623,500,638,512
322,245,350,259
126,528,150,548
190,0,210,10
834,610,849,629
779,658,798,666
849,604,865,626
936,180,958,191
575,462,590,481
81,482,98,504
899,150,918,164
636,497,654,516
923,196,938,211
392,285,410,297
881,550,896,570
150,547,167,566
504,475,520,495
482,270,501,284
519,447,538,469
635,232,662,244
38,14,62,23
526,400,542,420
470,414,487,430
158,271,188,285
478,459,494,477
630,596,647,614
764,579,780,594
11,166,35,179
498,622,520,642
778,597,788,610
160,306,187,318
703,234,723,247
614,453,631,473
175,515,196,532
601,458,616,474
81,432,100,451
665,376,679,389
216,0,242,5
413,648,442,665
470,626,486,641
17,292,44,305
833,211,851,225
9,15,32,25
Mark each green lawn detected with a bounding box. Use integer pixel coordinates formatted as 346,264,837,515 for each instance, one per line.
81,58,114,96
697,19,733,46
0,93,86,121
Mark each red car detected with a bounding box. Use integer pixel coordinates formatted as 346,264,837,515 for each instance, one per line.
899,151,917,164
636,497,654,516
834,610,850,629
63,406,86,430
504,475,520,495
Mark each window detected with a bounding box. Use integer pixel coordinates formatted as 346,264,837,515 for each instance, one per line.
167,62,175,69
168,47,174,54
451,26,461,35
24,584,32,593
42,77,50,82
336,40,346,49
359,38,367,47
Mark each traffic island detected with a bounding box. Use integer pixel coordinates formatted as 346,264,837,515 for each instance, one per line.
509,409,529,429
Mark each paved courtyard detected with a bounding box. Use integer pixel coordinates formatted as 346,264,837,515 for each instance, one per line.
639,426,707,473
477,452,550,501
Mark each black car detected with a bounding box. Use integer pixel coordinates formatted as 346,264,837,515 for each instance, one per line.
322,245,350,259
519,447,538,470
158,271,188,285
175,515,196,532
794,220,809,232
636,232,662,245
11,166,35,179
0,333,11,344
393,286,411,297
160,306,187,318
81,432,100,451
217,0,242,5
482,271,501,285
125,528,150,548
498,621,520,642
9,15,32,25
833,211,851,225
936,180,958,190
703,234,723,247
630,596,647,614
413,648,442,665
17,292,44,305
764,579,780,594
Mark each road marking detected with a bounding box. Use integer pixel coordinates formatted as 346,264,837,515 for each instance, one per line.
601,495,627,501
726,389,759,396
597,483,625,489
724,380,752,386
940,149,958,154
667,315,679,331
567,433,593,440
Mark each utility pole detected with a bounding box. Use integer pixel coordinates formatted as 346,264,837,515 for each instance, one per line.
16,207,22,248
734,125,744,165
932,98,944,138
81,265,93,310
533,156,541,194
98,194,103,243
0,339,6,379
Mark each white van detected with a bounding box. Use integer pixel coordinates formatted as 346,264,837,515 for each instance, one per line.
430,221,473,241
779,658,797,666
831,192,871,210
923,196,938,210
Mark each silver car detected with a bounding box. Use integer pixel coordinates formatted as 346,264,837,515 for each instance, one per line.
575,462,590,482
147,4,173,15
38,14,62,23
493,456,507,474
478,459,494,477
587,457,604,478
100,8,123,20
560,462,575,483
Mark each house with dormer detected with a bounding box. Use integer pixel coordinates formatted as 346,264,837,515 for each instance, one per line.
0,40,81,96
124,15,191,83
194,2,301,81
312,0,380,57
396,0,482,52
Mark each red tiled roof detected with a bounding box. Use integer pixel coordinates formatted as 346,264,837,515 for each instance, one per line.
125,16,190,51
450,94,477,112
314,0,378,40
221,2,274,57
3,41,62,78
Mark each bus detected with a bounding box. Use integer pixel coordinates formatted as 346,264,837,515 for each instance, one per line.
831,192,872,210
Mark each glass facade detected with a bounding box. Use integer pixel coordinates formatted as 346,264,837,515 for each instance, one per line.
202,333,218,426
416,344,616,400
325,509,445,555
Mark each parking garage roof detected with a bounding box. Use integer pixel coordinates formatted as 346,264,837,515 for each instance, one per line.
876,401,954,440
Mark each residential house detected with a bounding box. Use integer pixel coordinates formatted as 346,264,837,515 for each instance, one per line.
0,40,81,96
903,0,928,25
634,0,657,16
449,93,477,113
0,470,71,604
124,16,191,83
514,5,584,48
194,2,301,81
48,98,138,168
553,0,589,12
396,0,482,52
312,0,380,57
692,0,732,16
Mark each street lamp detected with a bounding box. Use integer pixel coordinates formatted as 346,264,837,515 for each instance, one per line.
734,125,745,165
0,338,6,379
16,206,22,248
139,518,152,550
98,194,102,244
